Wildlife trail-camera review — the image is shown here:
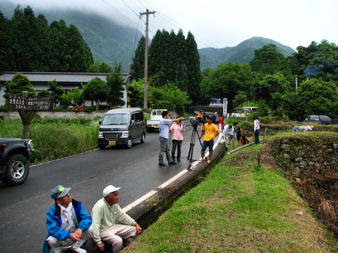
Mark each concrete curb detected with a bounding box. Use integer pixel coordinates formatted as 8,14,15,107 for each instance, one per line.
122,134,225,226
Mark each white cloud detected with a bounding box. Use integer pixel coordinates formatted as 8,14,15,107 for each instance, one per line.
4,0,338,49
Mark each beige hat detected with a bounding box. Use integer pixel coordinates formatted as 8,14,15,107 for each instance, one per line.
103,185,121,197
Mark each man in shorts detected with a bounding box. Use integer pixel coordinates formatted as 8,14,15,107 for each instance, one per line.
199,115,220,164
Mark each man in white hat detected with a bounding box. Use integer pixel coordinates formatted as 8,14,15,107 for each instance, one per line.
91,185,142,252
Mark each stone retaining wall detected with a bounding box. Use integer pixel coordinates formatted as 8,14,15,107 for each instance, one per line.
270,133,338,237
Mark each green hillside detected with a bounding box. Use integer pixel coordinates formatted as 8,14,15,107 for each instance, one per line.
199,37,295,69
0,2,143,71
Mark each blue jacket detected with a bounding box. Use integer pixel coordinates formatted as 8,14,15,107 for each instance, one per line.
43,199,92,253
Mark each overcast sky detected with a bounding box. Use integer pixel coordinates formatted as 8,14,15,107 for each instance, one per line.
4,0,338,49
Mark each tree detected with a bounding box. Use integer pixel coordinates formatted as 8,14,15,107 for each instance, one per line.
253,73,291,112
89,61,113,73
130,36,145,80
5,73,36,138
297,79,337,119
288,40,338,83
48,79,64,107
184,32,201,104
201,62,254,110
250,44,286,75
60,86,84,106
82,77,108,109
106,63,125,106
0,11,11,72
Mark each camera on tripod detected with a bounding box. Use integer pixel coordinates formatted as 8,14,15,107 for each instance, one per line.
189,116,200,128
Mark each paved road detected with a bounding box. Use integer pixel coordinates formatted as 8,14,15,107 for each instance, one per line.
0,121,202,253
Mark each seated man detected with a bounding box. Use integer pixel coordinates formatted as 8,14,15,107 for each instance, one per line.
43,185,92,253
91,185,142,253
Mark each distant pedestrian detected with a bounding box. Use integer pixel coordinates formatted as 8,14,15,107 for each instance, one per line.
222,122,237,148
199,115,220,164
253,116,260,144
170,119,184,162
43,185,92,253
214,112,219,124
218,115,224,130
159,111,185,166
235,123,244,145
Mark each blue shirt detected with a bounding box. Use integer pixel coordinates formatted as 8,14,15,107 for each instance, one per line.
159,119,172,139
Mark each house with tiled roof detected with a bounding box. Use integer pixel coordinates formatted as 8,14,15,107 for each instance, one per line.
0,72,130,106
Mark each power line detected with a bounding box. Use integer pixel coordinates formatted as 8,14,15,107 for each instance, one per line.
120,0,140,18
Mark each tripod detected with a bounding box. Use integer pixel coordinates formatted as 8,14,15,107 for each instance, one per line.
187,124,203,165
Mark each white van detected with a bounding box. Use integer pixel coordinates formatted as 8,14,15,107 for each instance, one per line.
231,107,258,117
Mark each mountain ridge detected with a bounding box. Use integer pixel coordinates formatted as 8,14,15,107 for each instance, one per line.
1,2,296,71
199,36,295,69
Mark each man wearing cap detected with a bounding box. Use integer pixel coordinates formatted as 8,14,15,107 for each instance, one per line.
43,185,92,253
91,185,142,252
199,115,220,164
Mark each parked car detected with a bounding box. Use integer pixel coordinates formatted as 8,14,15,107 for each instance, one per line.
98,108,146,149
0,137,34,185
146,109,167,131
231,107,258,117
305,115,332,125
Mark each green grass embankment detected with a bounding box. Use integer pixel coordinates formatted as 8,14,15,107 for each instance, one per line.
0,118,100,163
125,142,336,252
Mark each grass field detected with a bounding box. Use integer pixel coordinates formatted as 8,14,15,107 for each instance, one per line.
124,143,337,252
0,118,100,163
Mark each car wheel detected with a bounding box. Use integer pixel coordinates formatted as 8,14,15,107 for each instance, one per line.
1,154,29,185
127,138,132,149
140,132,145,144
99,144,106,149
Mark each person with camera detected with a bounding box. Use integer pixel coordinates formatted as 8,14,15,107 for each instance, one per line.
169,119,184,162
159,111,185,166
199,115,220,164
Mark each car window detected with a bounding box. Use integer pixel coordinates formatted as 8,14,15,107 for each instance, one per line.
152,111,157,116
309,115,319,121
102,113,129,125
135,112,144,122
320,116,330,121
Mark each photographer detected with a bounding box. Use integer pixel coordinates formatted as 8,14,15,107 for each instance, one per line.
199,115,220,164
159,111,184,166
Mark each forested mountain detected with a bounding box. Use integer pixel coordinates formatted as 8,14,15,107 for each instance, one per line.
0,2,143,71
199,37,295,69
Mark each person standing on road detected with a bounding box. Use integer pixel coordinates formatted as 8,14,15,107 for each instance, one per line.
91,185,142,253
199,115,220,164
159,111,185,166
253,116,260,144
170,119,184,162
43,185,92,253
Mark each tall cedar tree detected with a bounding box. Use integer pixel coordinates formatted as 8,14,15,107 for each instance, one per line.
185,32,201,103
0,12,11,72
1,5,93,72
143,29,200,104
130,36,145,80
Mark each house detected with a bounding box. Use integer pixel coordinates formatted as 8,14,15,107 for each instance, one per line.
0,72,130,106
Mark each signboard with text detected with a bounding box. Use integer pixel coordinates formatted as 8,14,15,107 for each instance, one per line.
6,95,52,111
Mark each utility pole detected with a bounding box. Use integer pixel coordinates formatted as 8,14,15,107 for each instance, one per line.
140,9,155,109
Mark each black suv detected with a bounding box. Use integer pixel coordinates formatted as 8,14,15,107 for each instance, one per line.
0,138,34,185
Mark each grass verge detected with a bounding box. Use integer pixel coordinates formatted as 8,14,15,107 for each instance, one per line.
124,144,336,252
0,118,100,163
